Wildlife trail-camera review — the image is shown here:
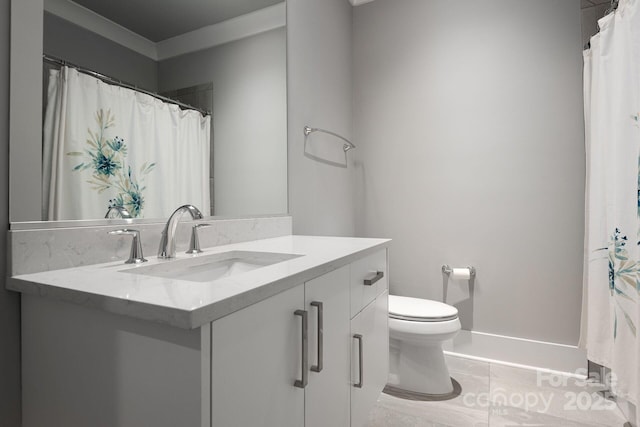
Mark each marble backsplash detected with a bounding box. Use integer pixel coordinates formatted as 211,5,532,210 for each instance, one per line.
9,216,292,276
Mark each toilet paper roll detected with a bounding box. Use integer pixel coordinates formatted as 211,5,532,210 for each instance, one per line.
451,268,471,280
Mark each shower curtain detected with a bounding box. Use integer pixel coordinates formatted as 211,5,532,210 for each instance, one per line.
582,0,640,424
43,66,211,220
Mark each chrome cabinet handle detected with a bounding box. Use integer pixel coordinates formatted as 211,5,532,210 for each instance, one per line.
364,271,384,286
294,309,308,388
310,301,323,373
354,334,363,388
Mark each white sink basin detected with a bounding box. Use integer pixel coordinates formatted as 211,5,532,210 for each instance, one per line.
124,251,302,282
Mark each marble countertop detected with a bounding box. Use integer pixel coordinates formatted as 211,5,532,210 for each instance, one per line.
8,235,390,329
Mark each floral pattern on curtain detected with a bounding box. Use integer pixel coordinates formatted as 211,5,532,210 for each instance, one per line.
68,109,156,217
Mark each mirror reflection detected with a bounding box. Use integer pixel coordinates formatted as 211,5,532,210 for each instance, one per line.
33,0,287,221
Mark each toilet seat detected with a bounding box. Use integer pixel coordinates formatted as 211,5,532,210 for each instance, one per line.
389,295,458,322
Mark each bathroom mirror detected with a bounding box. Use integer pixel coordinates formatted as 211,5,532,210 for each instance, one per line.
9,0,288,224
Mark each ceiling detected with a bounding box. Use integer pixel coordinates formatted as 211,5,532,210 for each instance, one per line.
581,0,613,9
72,0,283,42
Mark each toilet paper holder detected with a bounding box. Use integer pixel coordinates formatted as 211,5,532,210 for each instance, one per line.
441,264,476,277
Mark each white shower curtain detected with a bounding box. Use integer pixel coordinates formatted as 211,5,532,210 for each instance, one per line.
43,66,210,220
582,0,640,424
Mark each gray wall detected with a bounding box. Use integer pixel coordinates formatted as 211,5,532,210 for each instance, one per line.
1,0,22,424
43,12,158,91
287,0,356,236
158,28,287,217
353,0,585,345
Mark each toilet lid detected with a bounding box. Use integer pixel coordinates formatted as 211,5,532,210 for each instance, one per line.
389,295,458,322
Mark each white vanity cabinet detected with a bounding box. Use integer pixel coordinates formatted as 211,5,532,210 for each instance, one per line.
304,266,352,427
21,295,210,427
209,257,388,427
210,283,305,426
18,245,389,427
351,293,389,427
349,250,389,427
209,266,351,427
350,249,388,318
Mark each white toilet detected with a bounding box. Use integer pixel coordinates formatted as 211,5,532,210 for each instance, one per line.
388,295,461,395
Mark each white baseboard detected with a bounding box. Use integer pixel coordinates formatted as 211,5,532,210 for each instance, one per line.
443,329,587,376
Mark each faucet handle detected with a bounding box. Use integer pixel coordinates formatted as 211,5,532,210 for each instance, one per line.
108,229,148,264
105,206,132,219
186,223,210,254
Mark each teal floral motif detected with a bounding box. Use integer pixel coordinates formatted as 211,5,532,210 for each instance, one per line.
107,136,127,154
93,151,120,176
67,109,155,218
597,228,639,340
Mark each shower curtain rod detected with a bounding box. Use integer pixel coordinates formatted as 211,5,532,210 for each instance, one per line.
605,0,619,15
43,54,211,117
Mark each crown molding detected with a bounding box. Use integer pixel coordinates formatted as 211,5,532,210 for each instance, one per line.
44,0,286,62
157,2,285,61
45,0,157,59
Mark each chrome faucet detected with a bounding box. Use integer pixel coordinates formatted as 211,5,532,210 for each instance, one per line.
157,204,203,259
105,205,132,219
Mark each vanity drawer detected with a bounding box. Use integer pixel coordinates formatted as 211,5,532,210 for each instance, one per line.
350,249,387,318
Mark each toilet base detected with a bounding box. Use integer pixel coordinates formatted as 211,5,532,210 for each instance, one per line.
389,338,454,395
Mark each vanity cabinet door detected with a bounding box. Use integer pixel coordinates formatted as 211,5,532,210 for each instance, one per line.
304,265,351,427
210,285,305,427
350,291,389,427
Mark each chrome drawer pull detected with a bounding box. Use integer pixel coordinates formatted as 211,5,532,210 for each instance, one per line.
294,310,308,388
354,334,363,388
310,301,323,373
363,271,384,286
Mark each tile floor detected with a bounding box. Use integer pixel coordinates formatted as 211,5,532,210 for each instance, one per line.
366,355,630,427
